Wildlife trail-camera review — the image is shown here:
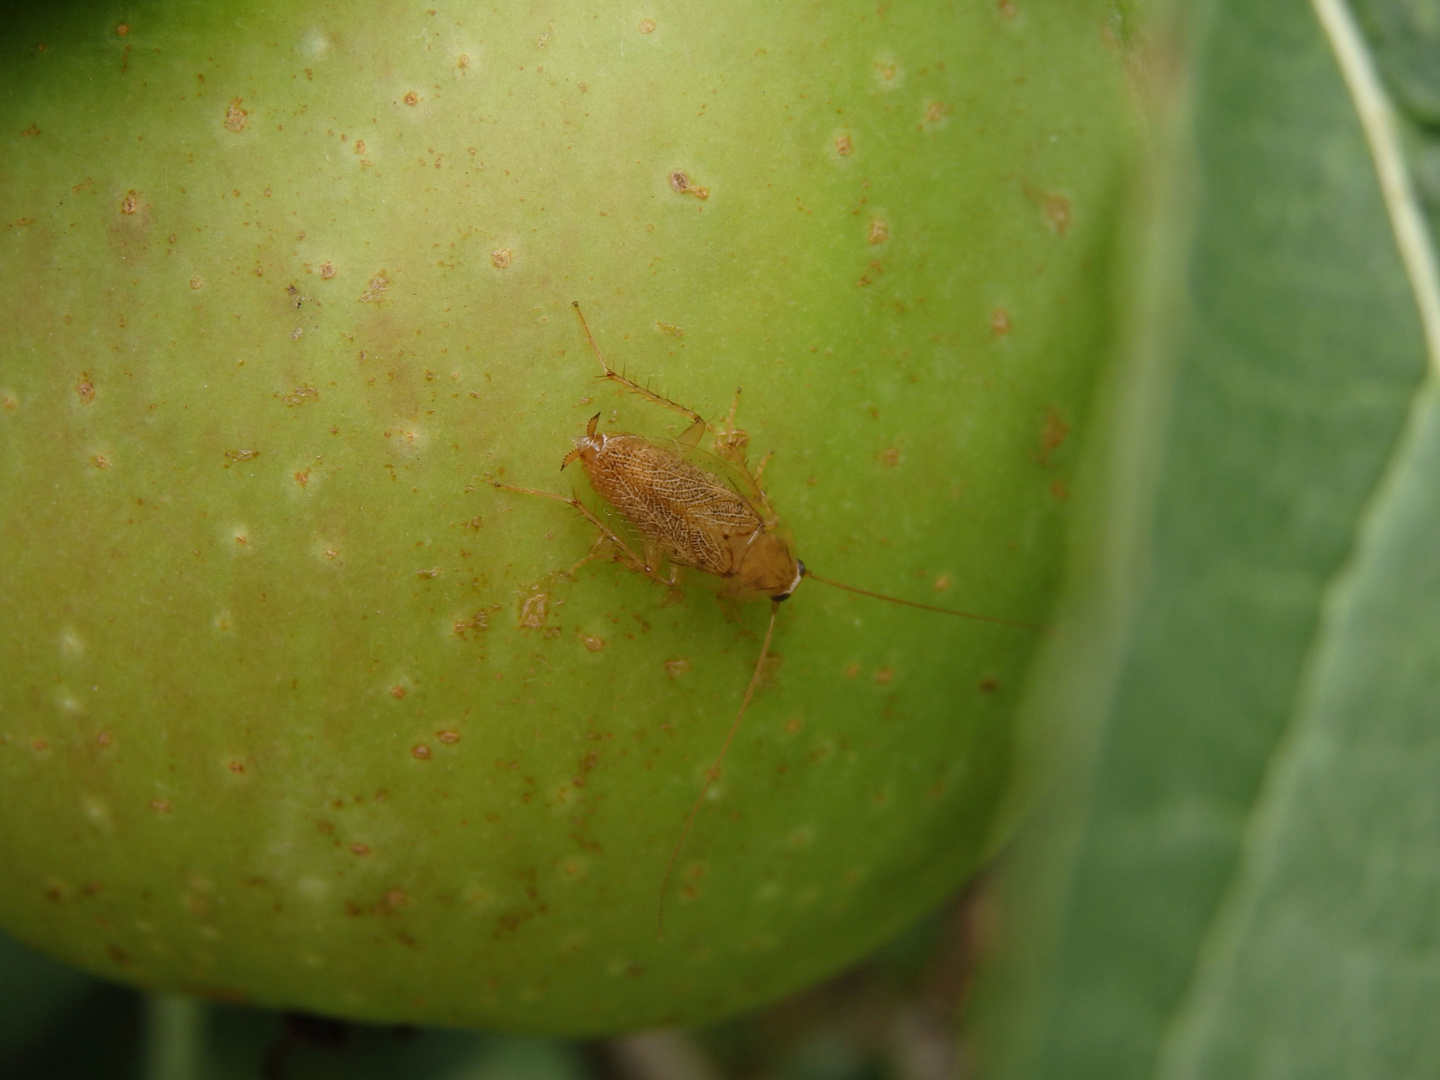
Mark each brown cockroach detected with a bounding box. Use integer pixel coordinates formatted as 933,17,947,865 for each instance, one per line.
495,302,1038,935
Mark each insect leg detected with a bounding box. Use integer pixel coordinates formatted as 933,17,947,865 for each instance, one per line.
745,451,780,521
706,436,777,523
725,386,742,436
751,450,773,488
572,302,709,431
492,482,677,588
700,386,781,516
565,531,625,579
709,386,751,462
658,599,780,939
675,417,708,451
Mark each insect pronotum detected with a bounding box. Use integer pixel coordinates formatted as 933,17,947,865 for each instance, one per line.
495,302,1039,936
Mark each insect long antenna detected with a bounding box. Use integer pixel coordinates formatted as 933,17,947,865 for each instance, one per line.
571,301,611,374
802,569,1047,631
658,600,780,940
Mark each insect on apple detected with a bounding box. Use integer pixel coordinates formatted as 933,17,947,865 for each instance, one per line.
494,303,1040,936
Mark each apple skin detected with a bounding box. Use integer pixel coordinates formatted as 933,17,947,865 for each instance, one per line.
0,0,1130,1034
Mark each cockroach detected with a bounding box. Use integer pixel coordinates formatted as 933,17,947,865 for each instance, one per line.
494,302,1039,936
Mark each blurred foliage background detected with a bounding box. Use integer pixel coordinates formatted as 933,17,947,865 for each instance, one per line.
0,889,985,1079
972,0,1440,1078
7,0,1440,1076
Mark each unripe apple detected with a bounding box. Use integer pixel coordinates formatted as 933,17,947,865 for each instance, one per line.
0,1,1132,1033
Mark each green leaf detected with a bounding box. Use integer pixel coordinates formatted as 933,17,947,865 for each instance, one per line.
1156,391,1440,1077
971,0,1440,1077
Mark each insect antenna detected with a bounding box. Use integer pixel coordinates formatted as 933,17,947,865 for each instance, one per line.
801,568,1047,631
658,599,780,940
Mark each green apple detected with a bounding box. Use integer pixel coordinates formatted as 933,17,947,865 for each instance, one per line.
0,0,1132,1034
